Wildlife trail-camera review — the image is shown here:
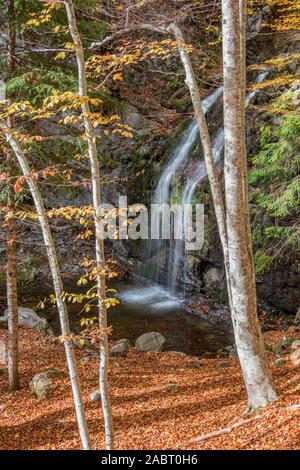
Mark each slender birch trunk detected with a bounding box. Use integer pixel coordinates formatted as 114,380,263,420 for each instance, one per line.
0,119,91,449
222,0,277,409
64,0,114,450
6,194,19,391
7,0,16,73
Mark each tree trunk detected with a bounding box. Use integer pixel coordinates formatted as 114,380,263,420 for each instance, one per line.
64,0,114,450
0,119,91,449
7,0,16,73
6,198,19,392
222,0,277,410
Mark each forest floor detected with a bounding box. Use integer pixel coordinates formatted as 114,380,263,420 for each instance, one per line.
0,326,299,450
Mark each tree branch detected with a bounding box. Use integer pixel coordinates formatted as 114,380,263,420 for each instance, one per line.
90,23,168,50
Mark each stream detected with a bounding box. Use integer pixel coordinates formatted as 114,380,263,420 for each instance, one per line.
0,279,233,356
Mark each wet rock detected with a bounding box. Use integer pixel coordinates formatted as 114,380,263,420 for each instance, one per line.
275,358,286,367
135,332,166,352
0,340,7,365
90,390,101,402
30,372,52,399
1,308,54,336
110,339,129,357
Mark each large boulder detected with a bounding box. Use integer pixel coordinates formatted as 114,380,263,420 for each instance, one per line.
1,307,54,336
135,332,166,352
30,372,52,399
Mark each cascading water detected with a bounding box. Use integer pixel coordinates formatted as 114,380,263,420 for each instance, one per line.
149,86,224,286
170,71,269,292
128,72,268,308
168,128,225,291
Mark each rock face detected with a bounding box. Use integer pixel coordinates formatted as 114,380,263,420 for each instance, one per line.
0,340,7,365
224,345,238,359
110,339,129,356
1,307,53,336
135,332,166,352
30,372,52,399
203,267,223,290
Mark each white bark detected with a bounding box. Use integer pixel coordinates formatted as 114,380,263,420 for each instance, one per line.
222,0,277,409
0,119,91,449
64,0,114,450
6,201,19,392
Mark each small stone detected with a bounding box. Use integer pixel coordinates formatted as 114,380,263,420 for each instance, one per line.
168,351,187,356
291,340,300,350
218,361,232,368
30,372,52,399
0,402,7,411
90,390,101,402
291,348,300,366
110,339,129,357
165,383,177,392
275,358,286,367
189,359,204,368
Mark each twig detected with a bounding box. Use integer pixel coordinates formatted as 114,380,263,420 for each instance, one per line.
187,404,300,446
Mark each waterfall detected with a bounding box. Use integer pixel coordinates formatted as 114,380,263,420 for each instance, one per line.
147,72,268,294
174,71,269,291
148,86,224,286
153,86,224,208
